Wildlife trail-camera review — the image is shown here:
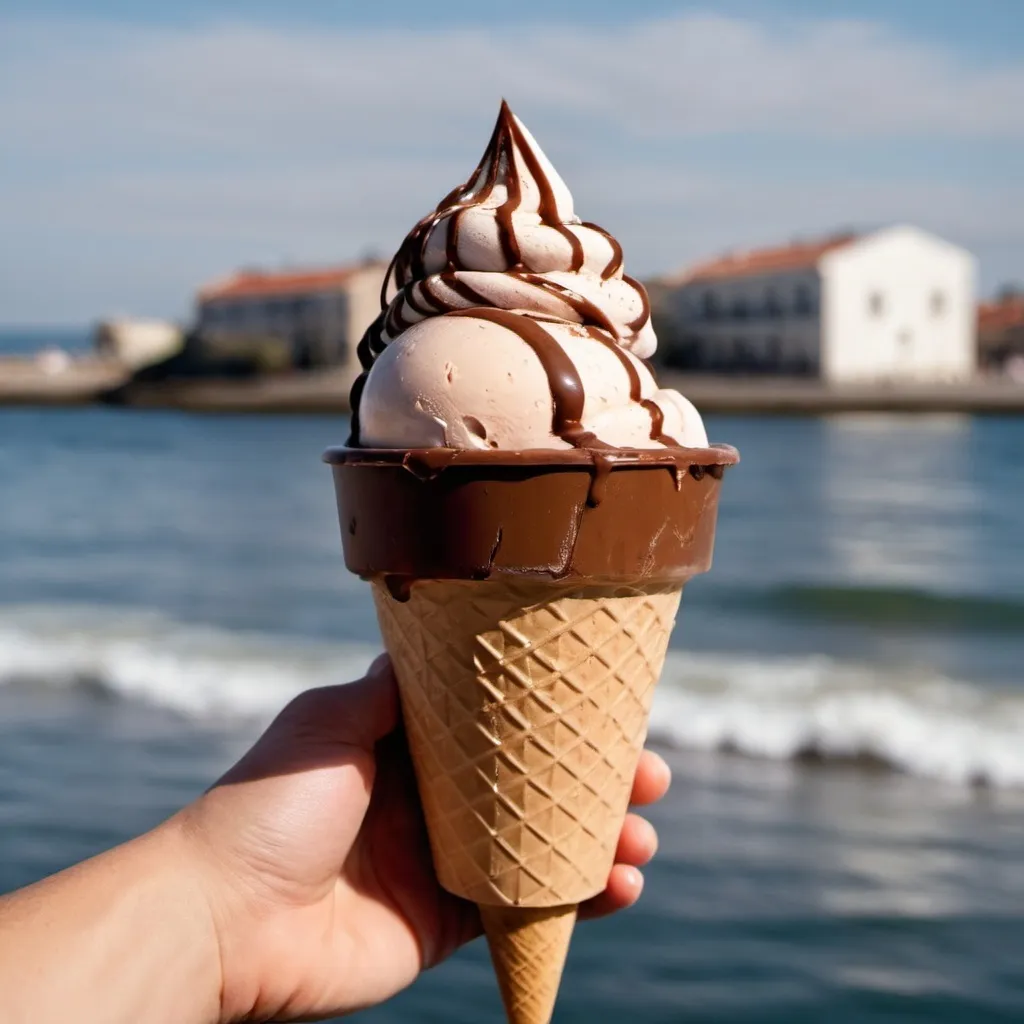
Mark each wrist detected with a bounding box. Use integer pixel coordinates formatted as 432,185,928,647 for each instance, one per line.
172,803,280,1024
157,812,231,1024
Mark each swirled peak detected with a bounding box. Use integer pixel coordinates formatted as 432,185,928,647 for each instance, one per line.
352,102,707,452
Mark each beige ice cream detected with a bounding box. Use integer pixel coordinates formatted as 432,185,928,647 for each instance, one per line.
350,101,707,452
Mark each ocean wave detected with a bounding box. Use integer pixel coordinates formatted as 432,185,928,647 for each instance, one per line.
654,651,1024,788
1,604,1023,789
0,604,379,719
726,583,1024,633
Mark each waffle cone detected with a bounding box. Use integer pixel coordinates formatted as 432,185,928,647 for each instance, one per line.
374,578,681,1021
480,905,577,1024
374,578,680,905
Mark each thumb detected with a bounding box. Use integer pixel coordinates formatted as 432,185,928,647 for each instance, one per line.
218,654,399,787
192,657,400,887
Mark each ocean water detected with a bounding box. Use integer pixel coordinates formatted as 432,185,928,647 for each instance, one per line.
1,407,1023,1022
0,327,91,356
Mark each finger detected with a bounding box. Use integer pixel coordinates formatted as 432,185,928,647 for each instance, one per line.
578,866,644,921
630,749,672,807
614,813,658,868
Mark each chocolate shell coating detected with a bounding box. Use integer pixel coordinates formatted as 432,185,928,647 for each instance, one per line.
325,445,738,589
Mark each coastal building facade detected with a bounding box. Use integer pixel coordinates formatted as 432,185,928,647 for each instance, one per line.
656,226,977,383
196,260,387,374
977,295,1024,373
95,318,184,369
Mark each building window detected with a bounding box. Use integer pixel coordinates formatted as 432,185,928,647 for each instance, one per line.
733,337,758,370
701,291,720,321
731,297,749,320
765,289,783,318
791,352,812,376
868,291,885,318
766,335,782,367
216,304,241,327
930,290,946,317
794,285,814,316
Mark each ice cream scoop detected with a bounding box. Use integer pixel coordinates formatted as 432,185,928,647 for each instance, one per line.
350,101,708,451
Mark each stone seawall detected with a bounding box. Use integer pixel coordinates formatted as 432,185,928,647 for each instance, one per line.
2,357,1023,415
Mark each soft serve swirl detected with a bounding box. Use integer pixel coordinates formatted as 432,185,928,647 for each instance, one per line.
351,102,707,451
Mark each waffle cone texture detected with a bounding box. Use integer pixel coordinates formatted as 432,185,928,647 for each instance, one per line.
373,579,681,907
480,904,578,1024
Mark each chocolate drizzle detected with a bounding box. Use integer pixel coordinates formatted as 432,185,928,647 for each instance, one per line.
445,307,595,447
439,272,491,308
579,325,677,445
504,112,585,271
622,274,651,334
346,102,673,451
511,273,619,337
581,222,624,280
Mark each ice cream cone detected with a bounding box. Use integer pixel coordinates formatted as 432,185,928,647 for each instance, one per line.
326,442,736,1021
480,905,577,1024
373,578,682,1022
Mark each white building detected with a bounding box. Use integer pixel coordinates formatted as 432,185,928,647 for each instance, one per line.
95,318,184,369
196,260,387,373
659,226,977,382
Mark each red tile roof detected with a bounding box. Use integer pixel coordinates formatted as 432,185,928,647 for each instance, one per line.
673,233,859,285
978,297,1024,333
199,263,380,302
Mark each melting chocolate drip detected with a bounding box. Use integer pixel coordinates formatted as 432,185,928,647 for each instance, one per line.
383,574,413,602
510,276,673,444
579,326,677,446
587,451,615,507
641,399,674,445
445,307,601,448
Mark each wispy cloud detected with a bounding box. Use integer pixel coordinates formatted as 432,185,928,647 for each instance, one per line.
1,12,1022,322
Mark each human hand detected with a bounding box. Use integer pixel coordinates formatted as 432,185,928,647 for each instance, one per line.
176,655,672,1022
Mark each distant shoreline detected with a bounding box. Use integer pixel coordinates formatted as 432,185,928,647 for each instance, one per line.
2,356,1023,415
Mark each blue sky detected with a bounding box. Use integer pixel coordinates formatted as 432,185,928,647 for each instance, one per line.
1,0,1022,324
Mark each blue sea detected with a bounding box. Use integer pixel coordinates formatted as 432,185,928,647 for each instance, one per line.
0,327,92,356
1,403,1024,1022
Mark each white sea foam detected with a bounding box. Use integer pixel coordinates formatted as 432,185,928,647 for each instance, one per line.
1,604,1022,789
653,651,1024,788
0,604,379,720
